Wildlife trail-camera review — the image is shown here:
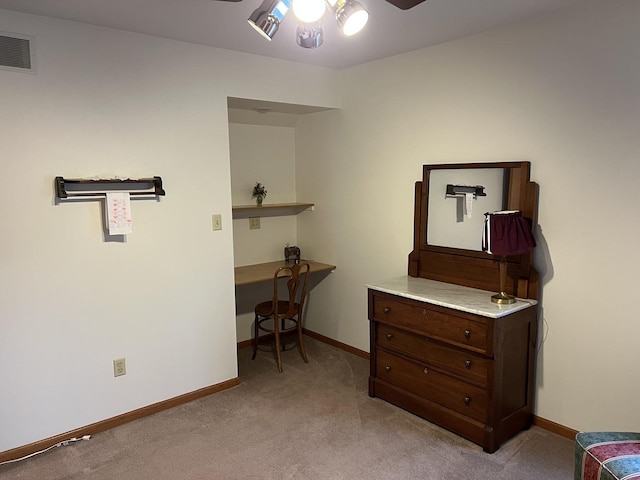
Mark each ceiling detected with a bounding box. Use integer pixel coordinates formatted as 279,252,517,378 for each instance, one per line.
0,0,582,70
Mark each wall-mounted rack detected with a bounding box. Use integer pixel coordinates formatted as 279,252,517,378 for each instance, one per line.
445,184,486,199
55,176,165,199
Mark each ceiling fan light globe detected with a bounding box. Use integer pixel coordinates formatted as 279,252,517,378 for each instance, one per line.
342,9,367,35
296,23,324,48
248,0,291,41
337,2,368,36
248,13,279,40
292,0,326,23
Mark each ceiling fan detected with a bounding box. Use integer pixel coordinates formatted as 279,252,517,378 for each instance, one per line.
215,0,426,48
217,0,426,10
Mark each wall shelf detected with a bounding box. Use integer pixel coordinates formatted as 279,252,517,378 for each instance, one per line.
232,202,314,219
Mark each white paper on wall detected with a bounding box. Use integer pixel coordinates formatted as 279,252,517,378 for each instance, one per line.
465,192,474,218
105,192,133,235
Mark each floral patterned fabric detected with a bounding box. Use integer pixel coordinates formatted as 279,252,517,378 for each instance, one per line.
575,432,640,480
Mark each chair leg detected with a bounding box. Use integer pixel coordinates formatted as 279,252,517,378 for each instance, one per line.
274,329,283,372
281,318,286,351
252,313,259,360
297,319,308,363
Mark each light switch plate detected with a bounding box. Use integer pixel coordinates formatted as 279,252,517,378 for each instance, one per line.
249,217,260,230
212,214,222,231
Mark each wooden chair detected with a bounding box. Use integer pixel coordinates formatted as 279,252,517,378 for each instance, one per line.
252,262,310,372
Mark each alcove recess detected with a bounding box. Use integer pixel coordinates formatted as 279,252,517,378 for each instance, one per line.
227,96,335,221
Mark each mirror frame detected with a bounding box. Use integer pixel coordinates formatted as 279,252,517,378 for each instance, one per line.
408,161,539,299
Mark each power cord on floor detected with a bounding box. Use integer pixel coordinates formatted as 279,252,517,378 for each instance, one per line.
0,435,91,466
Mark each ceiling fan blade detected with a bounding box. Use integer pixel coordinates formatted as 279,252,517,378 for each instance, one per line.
384,0,426,10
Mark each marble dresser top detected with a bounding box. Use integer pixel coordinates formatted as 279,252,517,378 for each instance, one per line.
366,276,537,319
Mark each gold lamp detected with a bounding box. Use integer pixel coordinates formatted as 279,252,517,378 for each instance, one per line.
482,210,536,304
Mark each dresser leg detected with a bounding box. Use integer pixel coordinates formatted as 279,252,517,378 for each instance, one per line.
368,377,376,397
483,427,497,453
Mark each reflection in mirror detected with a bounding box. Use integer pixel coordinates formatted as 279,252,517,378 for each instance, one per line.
427,168,506,251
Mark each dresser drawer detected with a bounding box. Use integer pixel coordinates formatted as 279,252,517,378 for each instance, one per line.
372,293,490,354
376,324,490,386
376,349,488,423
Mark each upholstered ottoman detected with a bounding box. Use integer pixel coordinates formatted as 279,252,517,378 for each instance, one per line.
575,432,640,480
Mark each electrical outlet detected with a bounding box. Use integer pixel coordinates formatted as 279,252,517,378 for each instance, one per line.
212,214,222,231
113,358,126,377
249,217,261,230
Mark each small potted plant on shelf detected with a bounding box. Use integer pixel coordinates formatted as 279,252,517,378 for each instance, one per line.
252,182,267,206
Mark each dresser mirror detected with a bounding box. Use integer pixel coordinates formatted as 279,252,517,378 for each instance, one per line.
427,167,505,251
408,161,539,299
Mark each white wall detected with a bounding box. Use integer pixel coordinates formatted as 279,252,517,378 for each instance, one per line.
230,122,298,267
2,0,638,453
0,10,339,452
296,0,640,433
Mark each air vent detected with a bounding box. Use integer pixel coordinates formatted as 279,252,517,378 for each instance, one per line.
0,32,35,73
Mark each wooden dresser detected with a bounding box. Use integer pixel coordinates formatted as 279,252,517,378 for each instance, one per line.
368,276,537,453
369,162,540,453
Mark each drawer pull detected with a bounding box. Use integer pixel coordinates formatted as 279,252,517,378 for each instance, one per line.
384,366,391,372
464,396,471,406
464,360,472,369
423,367,429,375
464,329,471,338
386,333,393,340
422,309,427,316
383,307,390,314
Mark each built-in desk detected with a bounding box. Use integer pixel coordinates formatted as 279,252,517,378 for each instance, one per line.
234,260,336,286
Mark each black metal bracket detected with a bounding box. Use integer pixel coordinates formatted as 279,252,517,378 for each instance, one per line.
445,184,486,198
55,176,165,199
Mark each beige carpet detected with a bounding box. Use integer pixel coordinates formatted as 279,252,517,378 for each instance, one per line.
0,337,574,479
